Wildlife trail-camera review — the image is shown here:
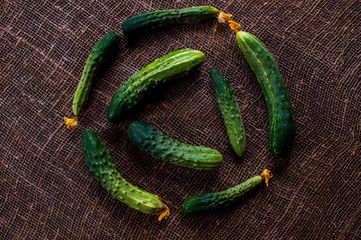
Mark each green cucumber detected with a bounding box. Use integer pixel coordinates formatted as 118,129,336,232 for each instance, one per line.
107,49,205,124
122,6,219,38
73,31,121,115
82,129,169,220
183,170,271,215
210,68,246,157
236,31,295,157
128,121,222,170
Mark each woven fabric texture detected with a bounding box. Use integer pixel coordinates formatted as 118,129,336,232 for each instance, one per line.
1,0,360,239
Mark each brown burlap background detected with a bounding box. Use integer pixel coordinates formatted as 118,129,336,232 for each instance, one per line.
1,0,360,239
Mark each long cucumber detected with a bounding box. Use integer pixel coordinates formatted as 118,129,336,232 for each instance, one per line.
128,121,223,170
122,6,219,38
210,68,246,157
73,31,120,115
82,129,169,221
183,170,272,215
107,49,205,124
236,31,295,157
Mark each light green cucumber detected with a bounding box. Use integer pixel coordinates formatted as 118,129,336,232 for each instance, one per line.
107,49,205,124
82,129,169,220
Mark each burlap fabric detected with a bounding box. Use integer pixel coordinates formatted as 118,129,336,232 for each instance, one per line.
1,0,360,239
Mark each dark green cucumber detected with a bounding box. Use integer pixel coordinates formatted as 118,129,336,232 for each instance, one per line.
210,68,246,157
73,31,121,115
183,175,263,215
236,31,295,157
128,121,222,170
82,129,169,219
107,49,205,124
122,6,218,38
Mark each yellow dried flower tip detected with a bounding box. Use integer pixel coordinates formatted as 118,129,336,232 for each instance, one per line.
228,20,241,32
218,11,232,23
64,117,78,129
261,169,273,187
154,195,170,221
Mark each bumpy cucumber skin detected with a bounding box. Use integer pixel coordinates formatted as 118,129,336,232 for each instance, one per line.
128,121,222,170
183,175,262,215
122,6,219,38
107,49,205,124
73,32,121,115
236,31,295,157
210,68,246,157
82,129,163,214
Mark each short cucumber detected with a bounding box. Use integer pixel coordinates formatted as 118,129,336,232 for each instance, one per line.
107,49,205,124
210,68,246,157
128,121,222,170
73,31,121,115
82,129,169,220
183,170,272,215
236,31,295,157
122,6,219,38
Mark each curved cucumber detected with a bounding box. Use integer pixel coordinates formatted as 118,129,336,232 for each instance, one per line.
73,31,121,115
236,31,295,157
107,49,205,124
128,121,222,170
183,175,262,215
210,68,246,157
82,129,168,220
122,6,218,38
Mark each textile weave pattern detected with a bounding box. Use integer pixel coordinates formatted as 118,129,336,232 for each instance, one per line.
0,0,360,239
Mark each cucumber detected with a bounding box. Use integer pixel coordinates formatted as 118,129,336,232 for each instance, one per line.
73,31,121,115
210,68,246,157
107,49,205,124
128,121,222,170
236,31,295,157
182,170,272,215
122,6,219,38
82,129,169,220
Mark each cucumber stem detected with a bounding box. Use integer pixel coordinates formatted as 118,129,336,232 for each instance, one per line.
64,116,78,129
218,11,241,32
261,169,273,187
153,195,170,221
218,11,232,23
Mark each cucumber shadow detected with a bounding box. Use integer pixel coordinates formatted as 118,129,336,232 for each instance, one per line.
270,152,292,177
